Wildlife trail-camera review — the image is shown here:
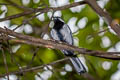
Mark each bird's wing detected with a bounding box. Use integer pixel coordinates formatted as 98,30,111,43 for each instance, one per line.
60,24,73,45
50,29,60,40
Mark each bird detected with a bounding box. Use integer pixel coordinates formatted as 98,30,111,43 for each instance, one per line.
50,17,86,74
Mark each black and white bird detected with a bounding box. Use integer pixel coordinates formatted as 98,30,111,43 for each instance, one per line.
50,17,86,74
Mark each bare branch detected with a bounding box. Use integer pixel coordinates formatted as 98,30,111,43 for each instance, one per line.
0,27,120,60
5,0,33,10
0,1,86,22
85,0,120,38
0,3,10,5
0,0,119,79
26,47,39,68
87,28,109,40
1,47,9,80
13,12,42,31
0,57,69,77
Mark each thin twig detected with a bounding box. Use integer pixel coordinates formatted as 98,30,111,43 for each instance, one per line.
1,47,9,80
4,27,22,68
84,56,101,80
5,0,33,10
87,28,109,40
40,0,49,8
3,27,24,77
0,1,86,22
13,12,42,31
46,65,62,80
0,3,10,5
26,47,39,68
40,10,55,38
85,0,120,38
0,57,70,77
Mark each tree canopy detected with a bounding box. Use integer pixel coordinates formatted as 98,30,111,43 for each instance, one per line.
0,0,120,80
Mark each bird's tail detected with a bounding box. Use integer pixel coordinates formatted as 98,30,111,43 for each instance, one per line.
70,56,86,74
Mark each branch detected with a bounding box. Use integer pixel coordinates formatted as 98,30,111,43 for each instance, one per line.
85,0,120,38
0,1,86,22
0,57,69,77
1,47,9,80
5,0,33,10
0,27,120,60
87,28,109,40
0,3,10,5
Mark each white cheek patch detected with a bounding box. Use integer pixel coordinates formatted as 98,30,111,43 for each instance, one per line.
52,16,64,22
49,21,55,28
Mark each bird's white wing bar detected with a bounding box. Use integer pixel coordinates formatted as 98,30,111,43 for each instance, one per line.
60,24,73,45
50,29,60,41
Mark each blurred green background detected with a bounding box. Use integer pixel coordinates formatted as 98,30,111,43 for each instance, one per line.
0,0,120,80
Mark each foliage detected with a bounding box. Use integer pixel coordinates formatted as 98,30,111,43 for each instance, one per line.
0,0,120,80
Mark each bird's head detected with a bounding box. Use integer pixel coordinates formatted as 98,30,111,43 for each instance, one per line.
52,17,64,24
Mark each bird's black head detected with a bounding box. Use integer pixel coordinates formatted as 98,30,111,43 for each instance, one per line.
52,17,64,30
52,17,64,23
